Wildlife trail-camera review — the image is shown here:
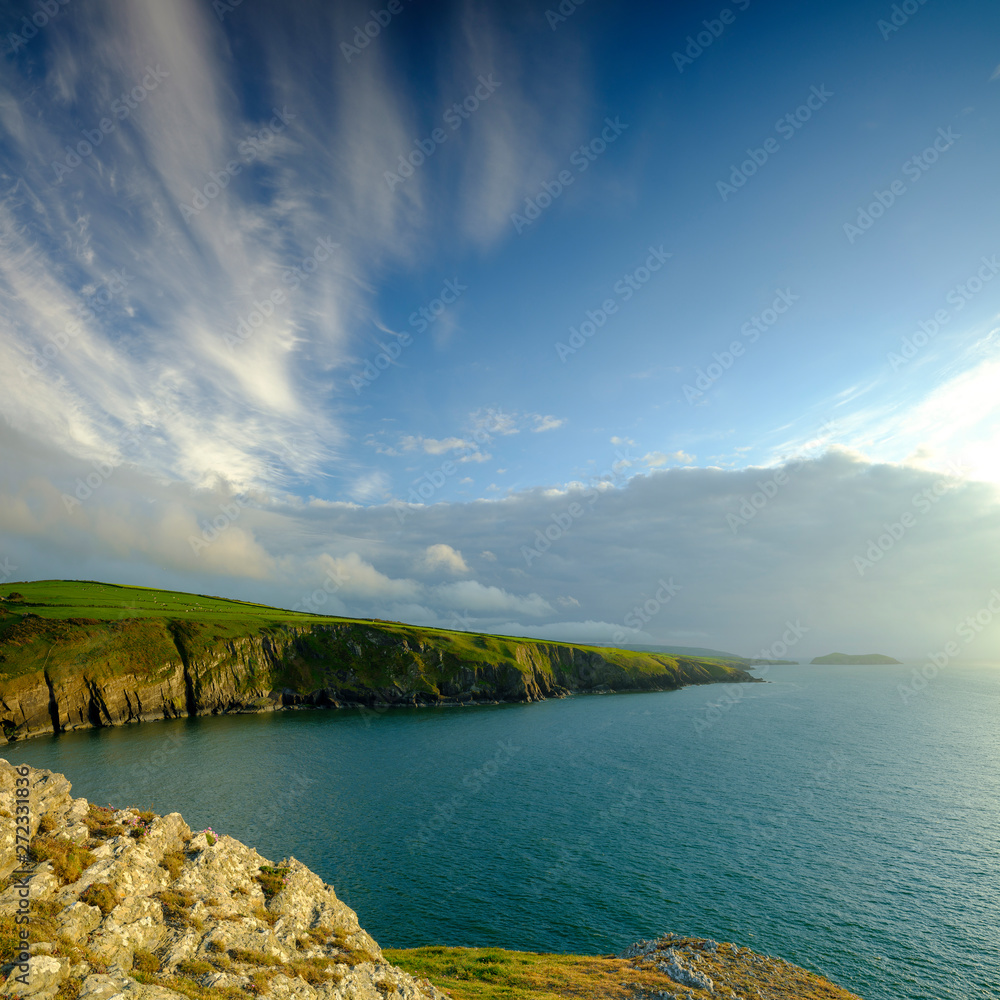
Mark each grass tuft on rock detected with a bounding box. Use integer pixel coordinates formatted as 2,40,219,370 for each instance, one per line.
28,835,95,884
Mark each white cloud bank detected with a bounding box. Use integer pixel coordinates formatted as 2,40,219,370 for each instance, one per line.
3,420,1000,662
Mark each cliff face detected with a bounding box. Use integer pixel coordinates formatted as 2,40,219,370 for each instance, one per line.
0,619,758,743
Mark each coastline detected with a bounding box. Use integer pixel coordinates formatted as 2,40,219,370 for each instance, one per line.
0,759,864,1000
0,593,759,745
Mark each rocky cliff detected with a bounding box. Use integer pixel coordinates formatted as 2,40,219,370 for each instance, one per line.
0,758,446,1000
0,614,757,744
0,760,865,1000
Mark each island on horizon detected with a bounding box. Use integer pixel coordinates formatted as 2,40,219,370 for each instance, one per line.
810,652,901,665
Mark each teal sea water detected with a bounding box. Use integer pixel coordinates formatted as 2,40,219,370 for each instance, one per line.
5,663,999,1000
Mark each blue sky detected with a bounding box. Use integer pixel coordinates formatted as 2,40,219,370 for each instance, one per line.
2,0,1000,659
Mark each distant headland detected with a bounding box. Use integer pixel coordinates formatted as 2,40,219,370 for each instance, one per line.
810,652,901,665
0,579,761,744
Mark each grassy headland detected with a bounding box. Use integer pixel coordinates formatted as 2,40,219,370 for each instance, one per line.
0,580,758,742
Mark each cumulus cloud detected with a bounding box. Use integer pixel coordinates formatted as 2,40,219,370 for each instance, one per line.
422,543,469,574
533,415,565,433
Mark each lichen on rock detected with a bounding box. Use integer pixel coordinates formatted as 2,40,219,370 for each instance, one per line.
0,759,446,1000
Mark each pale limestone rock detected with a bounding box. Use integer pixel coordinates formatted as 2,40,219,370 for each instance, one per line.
0,864,58,914
0,760,446,1000
54,900,103,945
79,974,126,1000
0,955,70,1000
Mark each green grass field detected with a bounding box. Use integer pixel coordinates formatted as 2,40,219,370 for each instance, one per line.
384,944,862,1000
0,580,748,736
0,579,741,678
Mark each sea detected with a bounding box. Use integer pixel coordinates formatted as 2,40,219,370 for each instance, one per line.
5,663,998,1000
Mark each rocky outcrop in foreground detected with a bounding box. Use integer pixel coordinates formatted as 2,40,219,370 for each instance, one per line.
616,934,864,999
0,759,445,1000
0,760,862,1000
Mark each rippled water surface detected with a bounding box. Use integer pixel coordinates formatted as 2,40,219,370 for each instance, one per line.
7,664,999,1000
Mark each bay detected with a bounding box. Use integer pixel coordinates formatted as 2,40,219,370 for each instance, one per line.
6,663,999,1000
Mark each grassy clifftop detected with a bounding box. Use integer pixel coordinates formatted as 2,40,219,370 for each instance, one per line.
0,580,757,741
